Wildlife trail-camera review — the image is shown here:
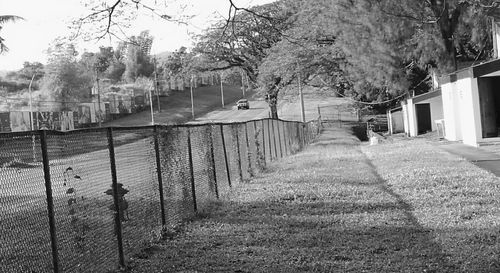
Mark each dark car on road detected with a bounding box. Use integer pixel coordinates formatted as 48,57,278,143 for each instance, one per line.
237,99,250,110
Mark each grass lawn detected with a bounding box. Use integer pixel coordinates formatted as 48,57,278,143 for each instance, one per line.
123,125,500,272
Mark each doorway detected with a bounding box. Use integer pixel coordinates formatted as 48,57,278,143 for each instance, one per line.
415,103,432,134
478,77,500,138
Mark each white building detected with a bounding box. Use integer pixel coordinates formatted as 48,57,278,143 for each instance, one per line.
440,58,500,146
388,90,444,137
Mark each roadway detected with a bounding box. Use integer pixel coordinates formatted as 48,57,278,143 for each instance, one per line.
189,99,271,124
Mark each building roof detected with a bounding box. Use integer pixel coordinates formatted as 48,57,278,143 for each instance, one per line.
440,58,500,84
411,89,442,103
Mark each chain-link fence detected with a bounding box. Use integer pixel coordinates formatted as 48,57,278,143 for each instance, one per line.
0,118,320,272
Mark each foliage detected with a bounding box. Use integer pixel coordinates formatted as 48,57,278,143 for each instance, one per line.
193,1,295,84
71,0,191,42
122,31,155,82
0,80,29,93
0,15,23,53
41,42,93,108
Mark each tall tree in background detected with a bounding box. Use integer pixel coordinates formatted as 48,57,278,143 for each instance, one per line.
194,1,294,84
123,31,154,82
0,15,23,53
70,0,190,42
42,43,93,109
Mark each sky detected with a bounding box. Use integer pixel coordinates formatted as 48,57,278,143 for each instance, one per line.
0,0,275,71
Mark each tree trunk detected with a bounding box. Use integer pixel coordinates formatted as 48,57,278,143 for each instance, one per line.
431,0,462,71
270,104,278,119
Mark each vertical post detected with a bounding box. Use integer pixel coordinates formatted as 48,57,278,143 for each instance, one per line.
149,85,154,125
268,119,274,160
40,131,60,273
234,125,243,182
97,77,102,127
296,122,302,150
190,76,195,120
338,109,341,127
298,70,305,123
261,119,266,164
272,120,279,159
241,69,246,97
186,128,197,212
317,105,322,129
493,18,499,59
208,126,219,199
29,74,35,130
276,120,283,158
106,128,125,268
154,57,161,113
153,126,166,226
244,123,252,177
220,125,232,187
29,76,37,162
283,122,291,155
220,72,225,108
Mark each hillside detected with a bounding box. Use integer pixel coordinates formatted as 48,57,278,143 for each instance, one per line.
104,84,250,126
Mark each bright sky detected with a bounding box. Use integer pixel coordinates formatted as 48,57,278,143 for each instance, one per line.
0,0,275,71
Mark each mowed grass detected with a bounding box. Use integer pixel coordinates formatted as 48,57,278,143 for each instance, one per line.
124,126,500,272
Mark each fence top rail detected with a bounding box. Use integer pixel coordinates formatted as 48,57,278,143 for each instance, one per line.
0,118,313,136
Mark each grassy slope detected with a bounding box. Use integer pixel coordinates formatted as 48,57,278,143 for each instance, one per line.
104,84,248,126
126,126,500,272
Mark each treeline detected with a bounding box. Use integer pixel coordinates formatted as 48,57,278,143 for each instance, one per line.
185,0,500,114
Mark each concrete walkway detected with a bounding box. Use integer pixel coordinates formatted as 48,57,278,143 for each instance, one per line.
438,142,500,176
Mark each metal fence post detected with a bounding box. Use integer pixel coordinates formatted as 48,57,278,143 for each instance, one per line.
244,122,253,177
271,119,278,160
40,130,60,273
283,122,289,156
208,126,219,199
153,126,166,226
234,125,243,182
276,120,283,158
219,125,232,187
106,128,125,269
186,127,197,212
261,119,266,164
267,119,273,161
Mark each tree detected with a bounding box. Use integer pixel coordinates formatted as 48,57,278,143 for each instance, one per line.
122,31,155,82
0,15,23,53
194,1,295,84
42,42,93,109
18,62,45,81
70,0,190,42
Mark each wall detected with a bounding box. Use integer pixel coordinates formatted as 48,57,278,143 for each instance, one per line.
442,81,462,141
388,109,405,134
407,98,418,137
427,95,444,131
457,77,482,146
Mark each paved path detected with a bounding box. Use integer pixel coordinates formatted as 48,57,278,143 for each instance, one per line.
438,142,500,176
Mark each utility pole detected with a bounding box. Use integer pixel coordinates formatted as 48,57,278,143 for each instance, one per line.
241,69,246,97
220,72,225,108
298,68,305,122
149,83,154,125
154,57,161,113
